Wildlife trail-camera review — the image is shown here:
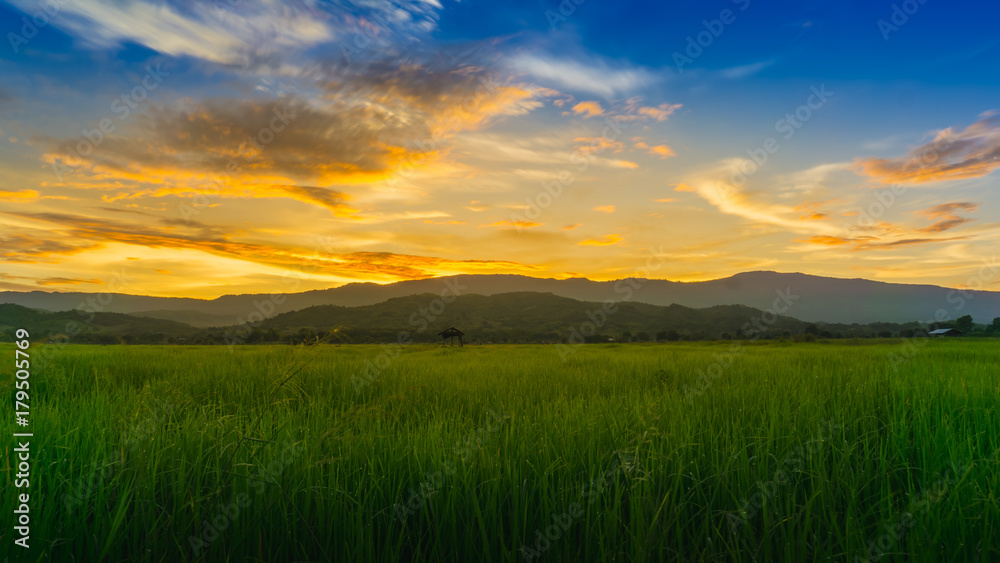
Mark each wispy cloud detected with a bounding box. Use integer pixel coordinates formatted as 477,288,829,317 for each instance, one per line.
3,0,445,68
579,234,623,246
609,159,640,169
571,101,604,117
4,211,542,280
719,60,774,79
854,111,1000,184
0,229,101,263
915,202,979,233
42,61,545,215
508,53,655,98
680,158,842,236
483,220,542,229
35,277,104,286
638,144,675,158
0,189,39,201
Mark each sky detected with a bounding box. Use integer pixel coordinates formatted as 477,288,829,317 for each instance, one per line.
1,0,999,298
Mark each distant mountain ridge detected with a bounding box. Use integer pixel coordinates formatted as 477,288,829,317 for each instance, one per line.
257,291,812,342
2,271,998,325
0,303,194,339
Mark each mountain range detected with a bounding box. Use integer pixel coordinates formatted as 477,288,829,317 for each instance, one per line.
1,271,998,327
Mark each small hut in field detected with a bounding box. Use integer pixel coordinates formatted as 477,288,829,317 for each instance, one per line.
438,327,465,347
928,328,963,337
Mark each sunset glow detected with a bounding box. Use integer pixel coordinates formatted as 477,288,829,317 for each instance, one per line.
2,0,999,296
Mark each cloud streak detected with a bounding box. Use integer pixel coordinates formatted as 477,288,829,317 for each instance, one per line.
508,53,655,98
854,111,1000,184
4,0,446,68
42,61,545,215
3,211,542,281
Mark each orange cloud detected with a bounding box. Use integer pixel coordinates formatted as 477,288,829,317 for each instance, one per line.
647,144,676,159
917,202,979,220
853,112,1000,184
851,236,971,251
610,160,639,169
673,183,695,192
34,277,104,286
592,205,615,213
579,234,623,246
637,103,682,122
42,65,548,214
0,230,101,263
561,223,582,230
0,189,40,201
914,202,978,233
483,220,542,228
424,219,466,225
574,136,624,155
653,198,677,203
571,101,604,118
5,211,543,281
796,236,849,246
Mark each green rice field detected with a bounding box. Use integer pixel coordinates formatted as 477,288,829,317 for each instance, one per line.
2,339,999,562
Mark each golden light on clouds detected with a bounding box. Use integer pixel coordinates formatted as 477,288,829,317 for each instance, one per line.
648,145,676,158
483,220,542,228
0,189,40,201
3,14,998,300
853,112,1000,184
579,234,624,246
610,160,640,169
636,103,682,121
571,100,604,117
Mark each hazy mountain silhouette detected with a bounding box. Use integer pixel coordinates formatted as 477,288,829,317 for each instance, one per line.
257,291,810,341
2,271,998,326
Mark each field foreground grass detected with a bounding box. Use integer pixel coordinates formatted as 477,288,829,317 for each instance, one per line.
2,340,999,562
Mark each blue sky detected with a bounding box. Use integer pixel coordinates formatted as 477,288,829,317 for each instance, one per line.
1,0,999,297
